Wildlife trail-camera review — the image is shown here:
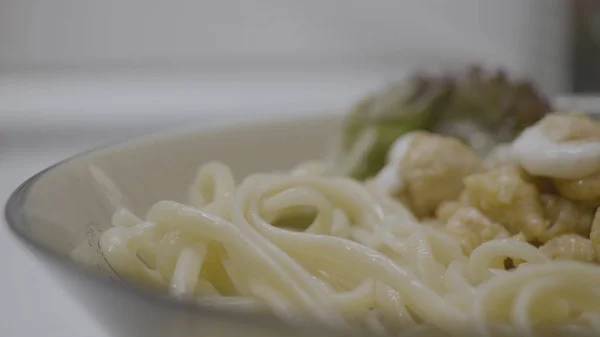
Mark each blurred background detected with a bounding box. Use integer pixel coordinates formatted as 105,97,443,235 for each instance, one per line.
0,1,589,336
0,0,574,148
0,0,570,87
572,0,600,92
0,0,568,82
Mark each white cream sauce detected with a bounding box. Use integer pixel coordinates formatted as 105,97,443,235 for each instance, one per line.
512,122,600,179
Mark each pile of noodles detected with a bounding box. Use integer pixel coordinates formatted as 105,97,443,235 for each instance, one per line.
94,159,600,337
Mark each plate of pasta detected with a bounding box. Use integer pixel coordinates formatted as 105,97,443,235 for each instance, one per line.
8,70,600,337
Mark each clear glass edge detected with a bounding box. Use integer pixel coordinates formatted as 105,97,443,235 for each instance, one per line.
2,112,360,337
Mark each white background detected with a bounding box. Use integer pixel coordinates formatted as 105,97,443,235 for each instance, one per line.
0,1,571,336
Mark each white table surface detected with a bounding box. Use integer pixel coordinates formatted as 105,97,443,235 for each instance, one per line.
0,71,589,337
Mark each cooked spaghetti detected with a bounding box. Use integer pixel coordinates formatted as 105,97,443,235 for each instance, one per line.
92,113,600,337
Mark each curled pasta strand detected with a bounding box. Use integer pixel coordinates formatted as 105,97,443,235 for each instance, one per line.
95,161,600,336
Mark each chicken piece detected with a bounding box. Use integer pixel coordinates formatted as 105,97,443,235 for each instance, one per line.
460,165,547,241
554,174,600,207
538,194,594,242
539,234,596,263
398,132,484,217
485,149,557,193
444,206,510,254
